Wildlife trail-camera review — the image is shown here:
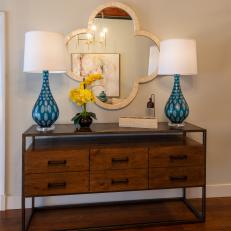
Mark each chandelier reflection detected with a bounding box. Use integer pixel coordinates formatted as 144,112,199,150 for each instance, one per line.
75,24,108,49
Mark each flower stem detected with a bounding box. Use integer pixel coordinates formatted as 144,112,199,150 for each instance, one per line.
82,103,87,118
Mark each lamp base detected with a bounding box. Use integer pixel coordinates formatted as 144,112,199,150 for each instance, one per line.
165,75,189,126
36,125,55,132
168,122,185,128
32,71,59,131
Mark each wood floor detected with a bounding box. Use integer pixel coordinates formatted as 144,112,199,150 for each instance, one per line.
0,198,231,231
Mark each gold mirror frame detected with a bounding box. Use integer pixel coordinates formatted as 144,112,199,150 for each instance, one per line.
65,1,160,110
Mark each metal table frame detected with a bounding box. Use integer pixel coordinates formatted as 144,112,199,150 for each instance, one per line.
21,123,206,231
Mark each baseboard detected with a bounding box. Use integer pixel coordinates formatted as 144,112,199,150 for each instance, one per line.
5,184,231,210
207,183,231,197
0,194,6,211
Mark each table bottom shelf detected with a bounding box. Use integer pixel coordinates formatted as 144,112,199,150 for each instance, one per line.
26,198,204,231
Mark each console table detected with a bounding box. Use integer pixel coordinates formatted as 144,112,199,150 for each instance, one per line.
22,122,206,231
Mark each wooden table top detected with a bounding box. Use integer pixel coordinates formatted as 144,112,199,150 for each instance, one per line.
23,122,206,137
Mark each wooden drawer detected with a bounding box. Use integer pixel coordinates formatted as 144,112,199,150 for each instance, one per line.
90,169,147,192
149,166,204,189
25,149,89,173
25,172,89,196
149,145,204,168
90,147,148,170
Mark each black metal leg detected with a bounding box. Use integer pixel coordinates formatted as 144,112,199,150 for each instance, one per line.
21,197,36,231
25,197,35,231
22,135,26,231
22,136,36,231
202,130,207,221
32,197,35,213
21,194,25,231
182,130,207,222
202,186,206,221
183,188,186,199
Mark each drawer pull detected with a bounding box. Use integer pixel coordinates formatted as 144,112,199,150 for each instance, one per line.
111,178,129,185
48,182,66,189
112,157,129,163
170,155,188,161
48,160,67,167
169,176,188,181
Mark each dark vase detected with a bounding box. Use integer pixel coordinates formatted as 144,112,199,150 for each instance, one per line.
79,116,93,128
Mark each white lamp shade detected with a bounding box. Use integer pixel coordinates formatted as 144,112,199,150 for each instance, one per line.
23,31,67,73
158,39,197,76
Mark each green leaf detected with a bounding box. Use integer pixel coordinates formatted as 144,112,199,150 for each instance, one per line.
71,113,81,122
73,115,81,125
88,112,97,120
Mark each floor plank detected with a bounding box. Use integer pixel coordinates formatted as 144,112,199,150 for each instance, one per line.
0,198,231,231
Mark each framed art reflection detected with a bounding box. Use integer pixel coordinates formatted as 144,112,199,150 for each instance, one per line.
72,53,120,97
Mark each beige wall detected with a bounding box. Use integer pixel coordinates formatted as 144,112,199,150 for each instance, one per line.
1,0,231,208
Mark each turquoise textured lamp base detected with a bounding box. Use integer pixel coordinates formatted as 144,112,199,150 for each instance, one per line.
32,71,59,131
165,74,189,127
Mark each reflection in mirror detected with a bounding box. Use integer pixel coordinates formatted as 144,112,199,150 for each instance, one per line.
67,7,159,105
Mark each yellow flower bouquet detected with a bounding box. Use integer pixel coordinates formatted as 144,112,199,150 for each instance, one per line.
69,73,102,128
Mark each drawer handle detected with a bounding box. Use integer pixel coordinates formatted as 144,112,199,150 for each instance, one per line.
169,155,188,161
48,182,66,189
169,176,188,181
111,178,129,185
48,160,67,167
112,157,129,163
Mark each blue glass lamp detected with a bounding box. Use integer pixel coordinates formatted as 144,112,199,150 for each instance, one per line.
24,31,66,131
158,39,197,127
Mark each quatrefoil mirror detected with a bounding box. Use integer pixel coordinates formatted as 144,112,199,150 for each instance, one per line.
65,2,160,110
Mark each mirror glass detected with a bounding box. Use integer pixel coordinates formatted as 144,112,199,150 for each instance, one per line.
66,7,159,105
